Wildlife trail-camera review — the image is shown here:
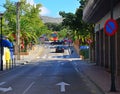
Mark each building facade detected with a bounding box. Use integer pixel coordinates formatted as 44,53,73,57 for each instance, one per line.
83,0,120,75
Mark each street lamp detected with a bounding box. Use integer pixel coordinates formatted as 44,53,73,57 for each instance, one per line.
0,13,3,71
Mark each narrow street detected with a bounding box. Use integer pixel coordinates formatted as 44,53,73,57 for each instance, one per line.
1,0,120,94
0,44,104,94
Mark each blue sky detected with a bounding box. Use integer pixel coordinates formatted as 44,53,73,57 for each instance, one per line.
0,0,80,18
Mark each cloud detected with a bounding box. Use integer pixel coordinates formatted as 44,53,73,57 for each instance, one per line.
26,0,35,5
26,0,50,16
40,6,50,16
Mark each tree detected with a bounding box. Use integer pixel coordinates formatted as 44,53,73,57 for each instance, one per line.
45,22,63,31
3,0,51,52
58,28,68,39
59,0,95,61
59,0,94,44
3,0,17,41
59,10,88,44
45,22,67,39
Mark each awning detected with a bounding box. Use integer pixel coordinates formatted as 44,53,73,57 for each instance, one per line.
0,39,13,48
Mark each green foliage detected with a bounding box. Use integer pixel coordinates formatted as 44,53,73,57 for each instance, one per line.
45,23,63,31
80,49,89,59
58,28,68,39
79,0,87,7
2,0,51,47
59,1,94,44
45,22,68,39
3,0,16,33
59,11,76,30
39,26,52,38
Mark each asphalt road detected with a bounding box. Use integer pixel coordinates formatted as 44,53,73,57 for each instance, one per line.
0,44,104,94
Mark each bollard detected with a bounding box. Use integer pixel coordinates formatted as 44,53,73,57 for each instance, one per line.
9,60,11,69
11,59,13,68
6,60,8,70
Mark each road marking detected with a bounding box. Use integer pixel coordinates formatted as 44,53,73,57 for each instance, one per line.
0,87,12,92
0,82,6,86
42,55,47,58
22,82,35,94
61,63,64,65
75,68,79,73
56,82,70,92
36,56,40,58
58,61,61,63
48,56,51,58
69,59,73,61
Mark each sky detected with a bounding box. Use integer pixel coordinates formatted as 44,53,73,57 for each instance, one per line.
0,0,80,18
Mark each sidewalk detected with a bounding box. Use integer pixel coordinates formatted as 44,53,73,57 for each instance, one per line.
16,45,44,65
74,61,120,94
72,46,120,94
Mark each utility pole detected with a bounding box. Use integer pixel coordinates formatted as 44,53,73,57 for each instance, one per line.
110,0,116,92
16,2,21,60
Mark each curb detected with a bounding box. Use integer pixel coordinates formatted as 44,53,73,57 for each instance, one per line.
72,62,105,94
77,66,105,94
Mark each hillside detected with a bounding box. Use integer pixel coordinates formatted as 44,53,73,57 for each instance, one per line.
40,16,63,24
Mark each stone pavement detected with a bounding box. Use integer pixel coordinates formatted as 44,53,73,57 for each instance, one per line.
16,44,44,65
0,44,44,73
72,46,120,94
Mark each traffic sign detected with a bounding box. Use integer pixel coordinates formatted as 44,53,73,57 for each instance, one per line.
104,19,118,36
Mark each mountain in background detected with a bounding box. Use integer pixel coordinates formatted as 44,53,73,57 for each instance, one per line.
40,16,63,24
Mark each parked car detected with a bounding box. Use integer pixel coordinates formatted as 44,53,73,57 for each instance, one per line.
55,46,64,53
50,40,64,45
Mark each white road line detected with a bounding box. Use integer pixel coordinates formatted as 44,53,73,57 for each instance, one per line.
22,82,35,94
61,63,64,65
75,68,79,73
42,54,47,58
58,61,61,63
48,56,51,58
0,82,6,86
0,87,12,92
36,56,40,58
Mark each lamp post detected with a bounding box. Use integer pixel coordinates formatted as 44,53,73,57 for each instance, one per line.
0,13,3,71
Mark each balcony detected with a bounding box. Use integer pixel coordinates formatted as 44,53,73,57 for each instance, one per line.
82,0,120,23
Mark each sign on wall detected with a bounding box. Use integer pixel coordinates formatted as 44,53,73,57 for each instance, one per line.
104,19,118,36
